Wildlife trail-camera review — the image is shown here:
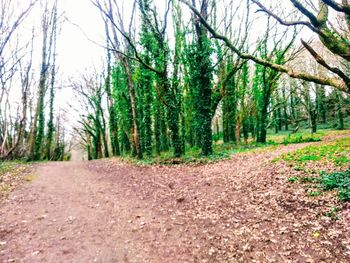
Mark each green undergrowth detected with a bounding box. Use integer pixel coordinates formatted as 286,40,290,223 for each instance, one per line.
279,137,350,167
282,133,322,145
0,161,29,195
281,135,350,206
120,141,278,165
120,129,349,166
268,129,350,145
266,129,324,144
288,170,350,203
0,161,22,177
320,170,350,202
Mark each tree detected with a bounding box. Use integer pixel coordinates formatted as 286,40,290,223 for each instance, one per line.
0,0,37,77
0,0,38,160
29,0,59,161
189,0,213,155
179,0,350,93
98,0,143,159
105,25,120,157
73,71,109,160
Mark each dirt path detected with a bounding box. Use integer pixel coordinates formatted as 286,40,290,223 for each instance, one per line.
0,142,349,262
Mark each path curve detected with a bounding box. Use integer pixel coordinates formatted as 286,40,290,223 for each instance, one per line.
0,140,349,262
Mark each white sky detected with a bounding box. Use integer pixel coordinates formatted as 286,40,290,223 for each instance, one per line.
57,0,105,77
52,0,106,132
22,0,315,82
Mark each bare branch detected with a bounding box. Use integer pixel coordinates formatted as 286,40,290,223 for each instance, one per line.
301,39,350,84
178,0,349,92
251,0,318,32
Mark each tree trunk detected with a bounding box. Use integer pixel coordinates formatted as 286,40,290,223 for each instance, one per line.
123,58,142,159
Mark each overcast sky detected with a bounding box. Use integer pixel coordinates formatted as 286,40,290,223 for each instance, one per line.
57,0,105,77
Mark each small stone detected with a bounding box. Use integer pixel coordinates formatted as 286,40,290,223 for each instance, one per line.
32,251,40,256
209,247,216,255
66,216,75,223
176,197,185,203
38,214,47,220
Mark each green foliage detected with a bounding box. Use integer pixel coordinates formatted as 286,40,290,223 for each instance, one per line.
187,31,214,156
288,176,299,182
34,80,46,161
0,162,18,176
281,137,350,167
299,176,318,183
307,190,322,197
287,169,350,202
282,133,321,145
120,140,277,165
281,136,350,203
222,61,237,143
324,207,340,220
319,170,350,201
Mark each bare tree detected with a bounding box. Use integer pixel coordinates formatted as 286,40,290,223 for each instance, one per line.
71,70,109,160
29,0,58,160
0,0,37,73
179,0,350,93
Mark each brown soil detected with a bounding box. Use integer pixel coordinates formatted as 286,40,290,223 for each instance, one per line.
0,141,349,262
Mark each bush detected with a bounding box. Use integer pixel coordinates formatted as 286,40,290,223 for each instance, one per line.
319,170,350,202
283,133,321,145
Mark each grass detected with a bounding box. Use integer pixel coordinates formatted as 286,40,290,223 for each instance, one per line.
266,129,325,144
307,190,322,197
121,141,279,165
319,170,350,202
0,161,30,196
276,131,350,204
0,161,21,177
120,129,349,166
282,135,350,203
281,137,350,167
282,133,321,145
288,170,350,203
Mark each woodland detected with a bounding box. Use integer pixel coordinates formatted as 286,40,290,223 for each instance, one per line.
1,0,350,261
0,0,349,161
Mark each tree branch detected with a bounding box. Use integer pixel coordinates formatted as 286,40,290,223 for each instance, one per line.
289,0,319,26
321,0,350,15
301,39,350,85
251,0,318,33
178,0,349,93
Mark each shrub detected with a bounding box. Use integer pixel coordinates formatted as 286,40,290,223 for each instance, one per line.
319,170,350,202
283,133,321,145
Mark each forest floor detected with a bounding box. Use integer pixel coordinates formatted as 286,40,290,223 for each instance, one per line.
1,133,350,262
